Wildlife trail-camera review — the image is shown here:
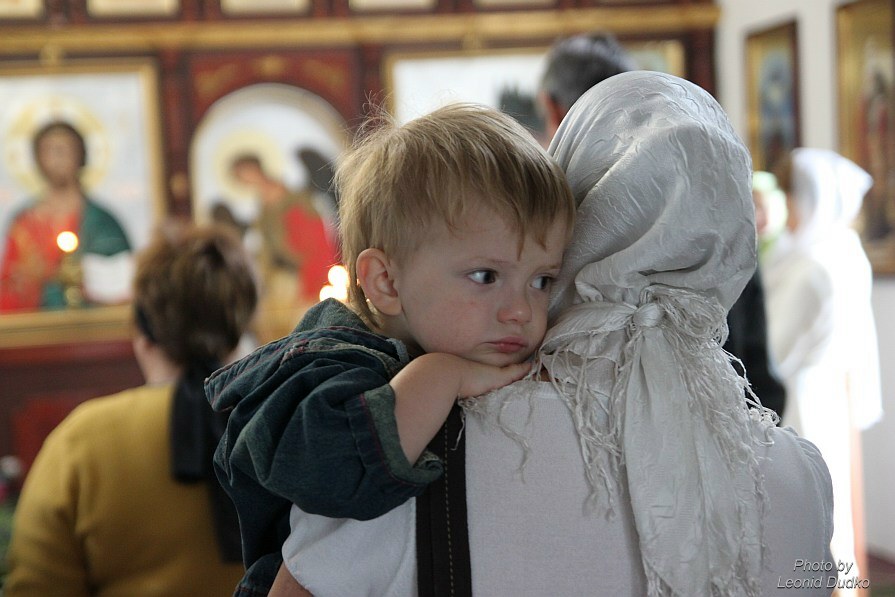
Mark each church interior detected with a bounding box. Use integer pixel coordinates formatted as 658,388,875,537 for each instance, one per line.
1,0,895,593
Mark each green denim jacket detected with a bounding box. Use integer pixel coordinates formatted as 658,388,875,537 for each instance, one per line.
207,299,443,594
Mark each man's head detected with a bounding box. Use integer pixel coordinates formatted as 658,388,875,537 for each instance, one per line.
336,103,574,363
539,32,637,140
32,121,87,187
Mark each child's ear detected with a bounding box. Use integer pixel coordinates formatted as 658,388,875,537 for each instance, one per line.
356,248,402,316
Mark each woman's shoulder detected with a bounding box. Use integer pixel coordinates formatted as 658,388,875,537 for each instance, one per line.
755,424,834,524
757,424,830,479
52,384,172,444
753,424,835,589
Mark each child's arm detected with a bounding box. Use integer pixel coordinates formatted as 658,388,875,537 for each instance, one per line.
391,353,530,465
211,327,527,529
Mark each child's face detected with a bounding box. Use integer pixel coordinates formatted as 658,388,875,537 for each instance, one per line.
388,204,567,367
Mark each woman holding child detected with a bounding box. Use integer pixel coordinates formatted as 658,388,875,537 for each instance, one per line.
452,71,835,595
224,72,834,596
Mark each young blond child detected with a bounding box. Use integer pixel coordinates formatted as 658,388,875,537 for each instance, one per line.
207,103,575,593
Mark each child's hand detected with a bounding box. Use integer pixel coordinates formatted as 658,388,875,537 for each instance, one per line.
389,353,530,464
453,356,531,399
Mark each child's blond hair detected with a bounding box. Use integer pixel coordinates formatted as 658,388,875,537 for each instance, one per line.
337,102,575,326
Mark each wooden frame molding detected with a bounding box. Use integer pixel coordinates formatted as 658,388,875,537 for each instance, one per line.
0,305,132,349
0,5,719,56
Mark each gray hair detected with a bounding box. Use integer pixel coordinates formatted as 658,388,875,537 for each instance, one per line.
539,32,638,114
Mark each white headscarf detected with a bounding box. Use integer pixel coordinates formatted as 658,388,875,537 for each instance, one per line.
541,71,775,596
787,148,872,250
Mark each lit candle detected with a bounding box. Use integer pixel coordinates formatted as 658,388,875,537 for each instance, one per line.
327,265,349,289
56,230,79,253
319,264,349,302
56,230,83,307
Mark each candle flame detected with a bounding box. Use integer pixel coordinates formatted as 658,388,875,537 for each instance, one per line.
327,265,349,288
319,264,349,302
56,231,79,253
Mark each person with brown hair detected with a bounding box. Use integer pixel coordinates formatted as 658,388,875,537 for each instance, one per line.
6,223,257,596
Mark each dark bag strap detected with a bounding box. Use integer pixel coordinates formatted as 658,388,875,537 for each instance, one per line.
415,404,472,597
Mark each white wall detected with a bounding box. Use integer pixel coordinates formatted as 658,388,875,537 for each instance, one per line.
868,284,895,559
717,0,895,559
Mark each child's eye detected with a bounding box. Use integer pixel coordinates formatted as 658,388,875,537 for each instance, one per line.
532,275,554,291
468,270,497,284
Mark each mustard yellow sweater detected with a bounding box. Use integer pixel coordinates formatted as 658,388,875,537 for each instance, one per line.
5,384,245,596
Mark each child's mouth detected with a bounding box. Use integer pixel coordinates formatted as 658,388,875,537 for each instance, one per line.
489,338,527,353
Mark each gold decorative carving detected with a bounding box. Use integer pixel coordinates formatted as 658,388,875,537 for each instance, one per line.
300,58,348,97
254,55,289,79
0,6,719,55
195,63,240,103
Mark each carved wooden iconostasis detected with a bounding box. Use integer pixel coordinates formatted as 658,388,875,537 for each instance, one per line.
0,0,719,473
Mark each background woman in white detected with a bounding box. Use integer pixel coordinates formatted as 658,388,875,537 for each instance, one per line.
764,148,883,591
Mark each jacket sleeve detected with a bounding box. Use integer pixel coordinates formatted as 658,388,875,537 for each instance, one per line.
211,344,443,522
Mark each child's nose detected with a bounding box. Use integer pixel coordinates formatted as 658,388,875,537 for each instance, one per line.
497,289,532,324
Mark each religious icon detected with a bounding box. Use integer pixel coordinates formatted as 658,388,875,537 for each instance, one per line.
838,0,895,273
190,82,345,341
746,21,800,173
0,60,165,318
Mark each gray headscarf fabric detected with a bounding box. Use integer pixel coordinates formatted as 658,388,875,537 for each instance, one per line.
540,71,775,596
